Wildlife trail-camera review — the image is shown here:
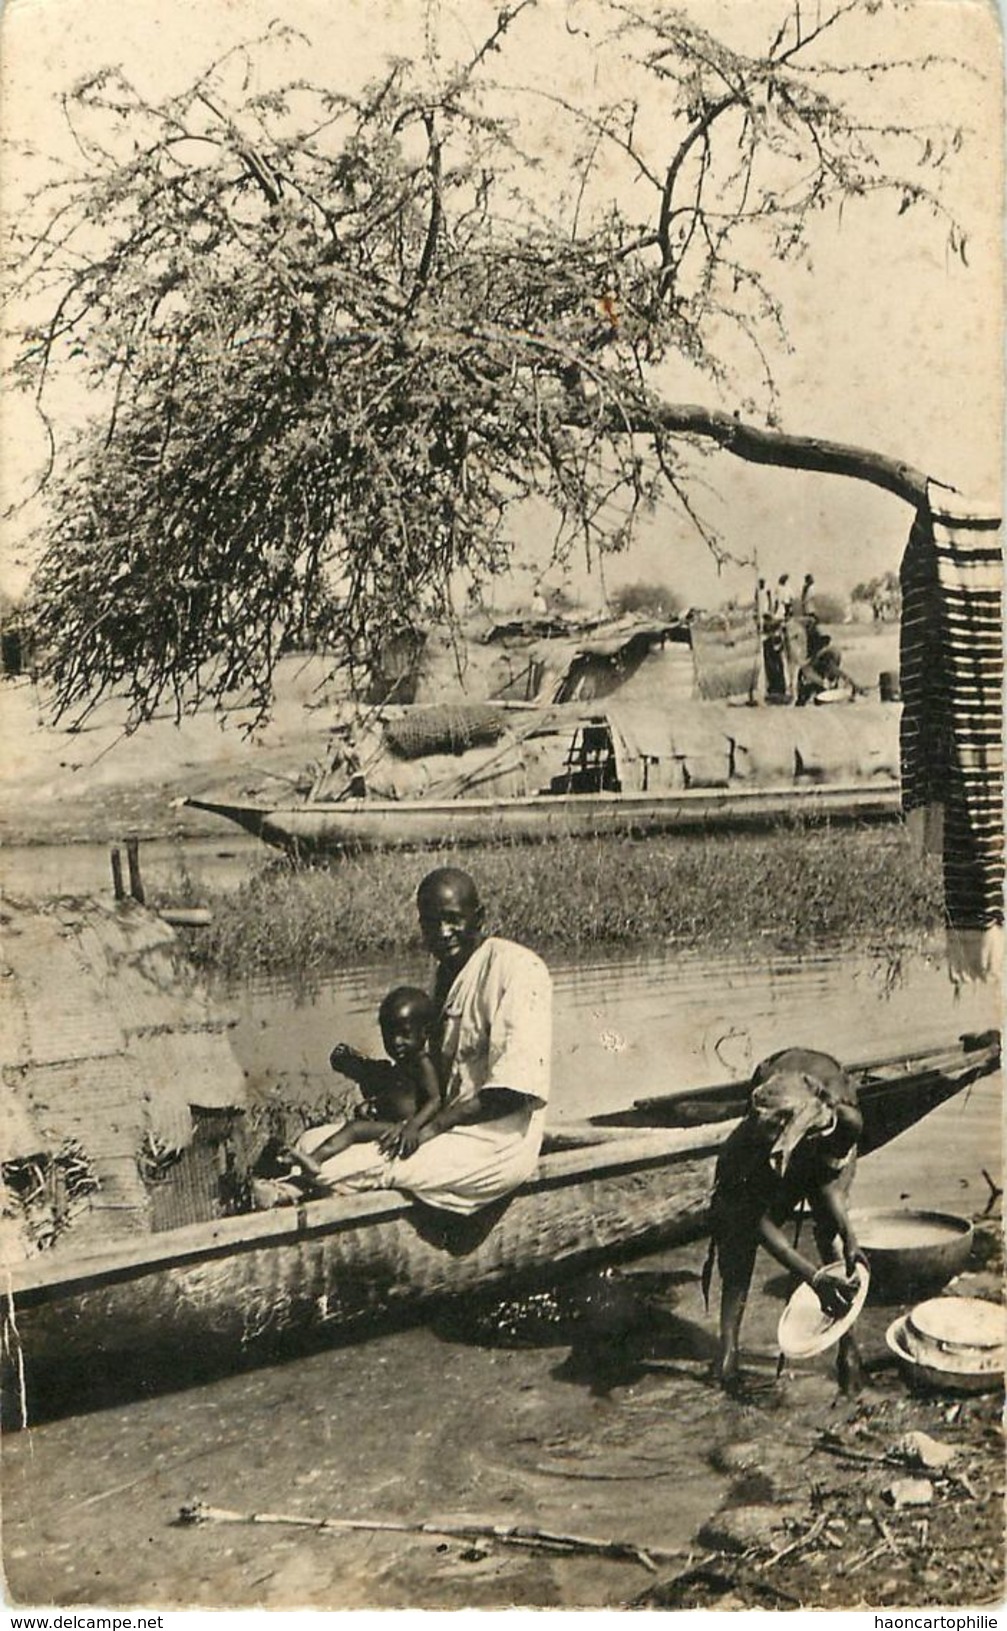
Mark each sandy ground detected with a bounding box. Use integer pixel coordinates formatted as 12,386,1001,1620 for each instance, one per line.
3,1230,1003,1614
0,659,344,846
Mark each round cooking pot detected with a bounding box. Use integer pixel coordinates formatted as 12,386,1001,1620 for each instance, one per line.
849,1209,973,1302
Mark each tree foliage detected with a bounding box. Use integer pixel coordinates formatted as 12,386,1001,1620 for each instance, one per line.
4,0,969,723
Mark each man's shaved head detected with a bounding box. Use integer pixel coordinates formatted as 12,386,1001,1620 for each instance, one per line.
416,868,485,972
416,867,481,913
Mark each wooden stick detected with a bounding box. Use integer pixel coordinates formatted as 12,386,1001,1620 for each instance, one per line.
125,835,145,905
176,1500,676,1572
868,1503,902,1558
815,1439,901,1469
758,1512,828,1572
844,1541,888,1577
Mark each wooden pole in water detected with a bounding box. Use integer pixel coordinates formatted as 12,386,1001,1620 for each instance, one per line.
125,835,146,905
110,846,125,901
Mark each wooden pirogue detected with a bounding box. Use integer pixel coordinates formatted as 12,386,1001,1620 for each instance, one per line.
1,1035,997,1373
182,781,901,858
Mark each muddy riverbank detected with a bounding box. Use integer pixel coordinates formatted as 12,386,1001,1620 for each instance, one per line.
4,1063,1002,1614
4,1230,1002,1613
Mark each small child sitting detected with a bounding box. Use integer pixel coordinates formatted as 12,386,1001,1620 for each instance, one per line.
279,986,442,1194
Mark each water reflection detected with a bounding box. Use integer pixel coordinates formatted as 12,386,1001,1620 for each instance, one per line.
225,940,998,1124
224,942,999,1218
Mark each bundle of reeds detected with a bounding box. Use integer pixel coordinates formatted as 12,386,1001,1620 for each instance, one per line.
384,703,508,759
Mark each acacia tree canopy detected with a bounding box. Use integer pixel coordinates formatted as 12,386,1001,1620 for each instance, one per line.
4,0,967,723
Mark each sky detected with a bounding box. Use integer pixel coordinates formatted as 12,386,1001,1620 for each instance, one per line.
0,0,1002,613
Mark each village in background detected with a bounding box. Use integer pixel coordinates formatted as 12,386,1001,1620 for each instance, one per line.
0,558,902,849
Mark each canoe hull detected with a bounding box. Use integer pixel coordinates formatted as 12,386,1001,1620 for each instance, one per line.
184,782,900,857
4,1130,726,1371
4,1041,996,1378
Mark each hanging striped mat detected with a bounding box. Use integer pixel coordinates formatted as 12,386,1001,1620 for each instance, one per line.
900,490,1002,978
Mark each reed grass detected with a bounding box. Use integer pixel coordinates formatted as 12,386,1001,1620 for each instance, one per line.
186,824,944,982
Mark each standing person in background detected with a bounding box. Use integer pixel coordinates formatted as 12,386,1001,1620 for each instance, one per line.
774,573,795,620
752,578,769,701
773,574,796,697
760,577,788,702
800,573,816,617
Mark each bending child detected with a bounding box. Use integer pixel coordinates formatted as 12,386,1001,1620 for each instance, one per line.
280,986,442,1193
705,1047,868,1392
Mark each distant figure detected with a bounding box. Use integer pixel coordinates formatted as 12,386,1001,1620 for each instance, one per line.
762,620,789,702
796,637,857,705
531,583,548,618
773,573,794,620
705,1048,868,1392
800,573,816,617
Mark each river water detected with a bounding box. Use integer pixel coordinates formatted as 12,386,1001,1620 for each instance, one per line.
2,832,1000,1209
225,942,1000,1215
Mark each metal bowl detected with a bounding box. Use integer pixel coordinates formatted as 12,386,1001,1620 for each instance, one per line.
849,1208,974,1302
886,1313,1004,1395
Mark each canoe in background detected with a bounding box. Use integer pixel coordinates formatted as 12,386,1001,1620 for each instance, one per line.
182,780,901,857
589,1034,1001,1144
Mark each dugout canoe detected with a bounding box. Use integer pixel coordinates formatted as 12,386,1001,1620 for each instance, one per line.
1,1036,996,1377
182,779,901,857
589,1033,1001,1136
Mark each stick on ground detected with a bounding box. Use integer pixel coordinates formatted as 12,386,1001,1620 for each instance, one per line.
176,1499,685,1573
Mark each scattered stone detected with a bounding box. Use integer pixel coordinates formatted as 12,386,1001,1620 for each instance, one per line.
710,1439,794,1478
896,1431,957,1471
949,1270,1004,1302
711,1440,764,1474
698,1505,788,1553
882,1478,934,1509
727,1470,779,1506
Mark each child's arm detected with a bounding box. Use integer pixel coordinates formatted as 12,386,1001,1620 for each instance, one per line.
379,1055,441,1159
757,1215,858,1318
329,1042,373,1083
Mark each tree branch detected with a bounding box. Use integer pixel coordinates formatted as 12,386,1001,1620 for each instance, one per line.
568,398,930,508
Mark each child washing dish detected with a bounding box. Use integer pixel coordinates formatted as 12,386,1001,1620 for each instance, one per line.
704,1047,869,1392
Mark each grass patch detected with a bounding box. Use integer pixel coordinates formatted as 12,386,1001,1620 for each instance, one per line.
185,823,944,984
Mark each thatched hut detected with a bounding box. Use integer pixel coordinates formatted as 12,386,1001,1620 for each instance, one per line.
0,897,249,1260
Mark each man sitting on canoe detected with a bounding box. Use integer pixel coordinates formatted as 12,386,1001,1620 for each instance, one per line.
293,867,552,1216
705,1047,868,1391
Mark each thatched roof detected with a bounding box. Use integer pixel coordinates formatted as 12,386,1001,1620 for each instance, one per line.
1,897,248,1256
